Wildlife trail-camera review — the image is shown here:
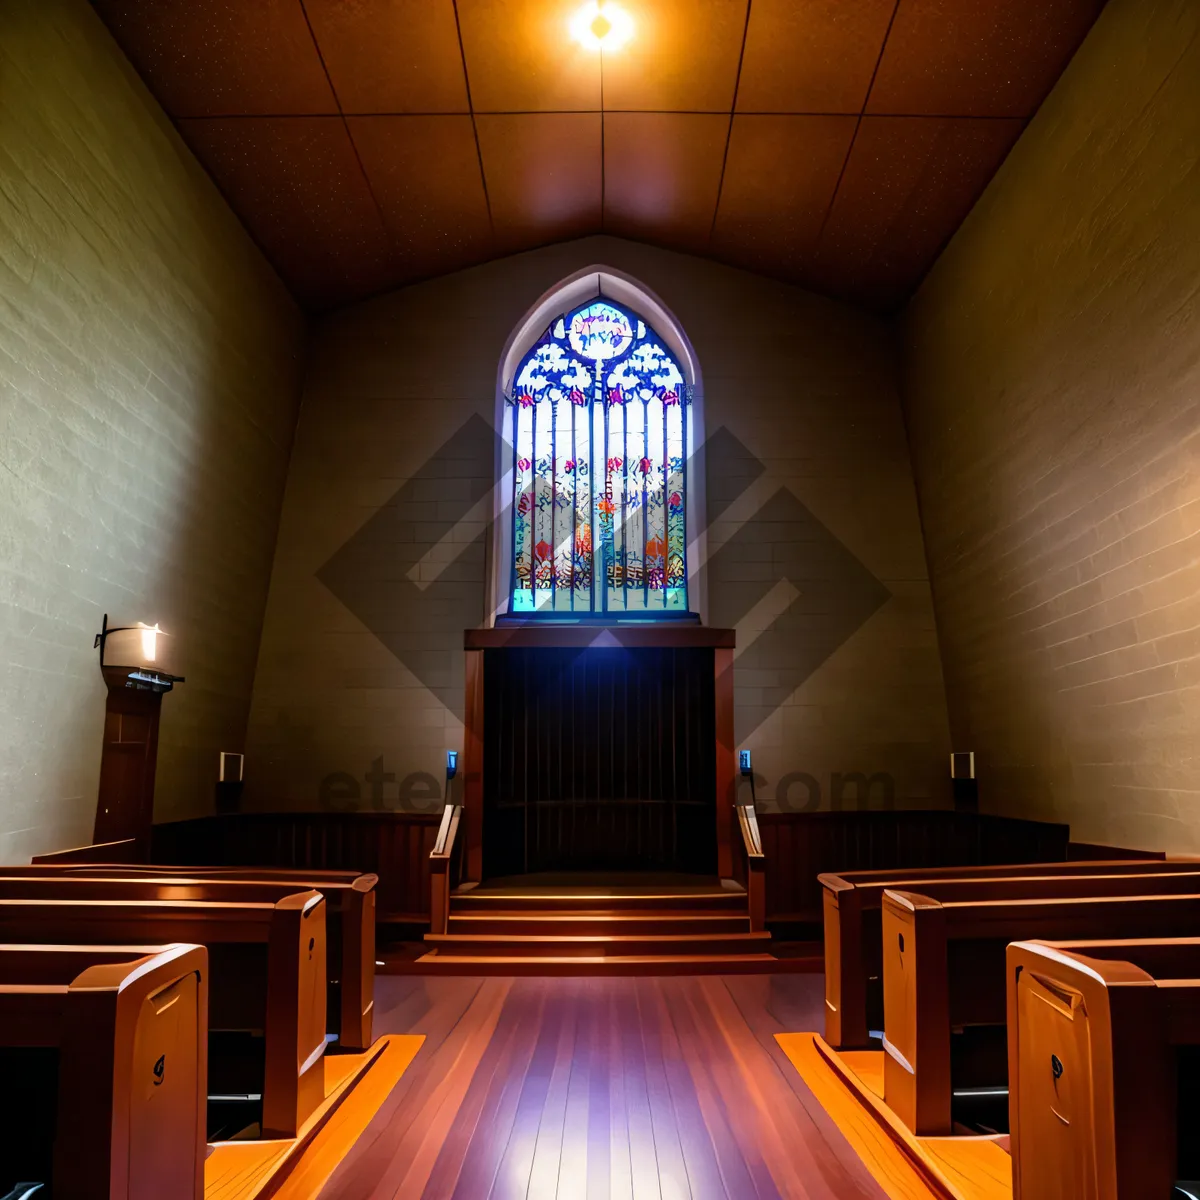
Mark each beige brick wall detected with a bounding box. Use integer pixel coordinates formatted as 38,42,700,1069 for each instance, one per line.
903,0,1200,849
0,0,304,858
246,236,949,815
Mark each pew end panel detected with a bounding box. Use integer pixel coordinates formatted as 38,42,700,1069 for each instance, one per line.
263,891,328,1138
340,876,375,1052
0,942,208,1200
881,890,952,1135
1007,941,1183,1200
821,880,867,1049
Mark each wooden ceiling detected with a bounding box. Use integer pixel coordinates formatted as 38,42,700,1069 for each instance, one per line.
92,0,1105,312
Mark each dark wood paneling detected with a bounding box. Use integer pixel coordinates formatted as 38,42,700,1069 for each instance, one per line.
758,810,1070,926
93,673,161,855
150,812,440,923
1068,841,1167,861
463,649,485,882
147,809,1071,932
481,647,717,876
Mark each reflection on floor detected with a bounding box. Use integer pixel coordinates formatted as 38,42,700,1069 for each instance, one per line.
776,1035,1013,1200
311,973,893,1199
203,1035,423,1200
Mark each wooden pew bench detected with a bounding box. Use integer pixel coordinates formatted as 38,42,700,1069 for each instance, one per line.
1008,937,1200,1200
0,871,376,1050
821,859,1200,1048
881,887,1200,1135
0,893,326,1138
0,942,207,1199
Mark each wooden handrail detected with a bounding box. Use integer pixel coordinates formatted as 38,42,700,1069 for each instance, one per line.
737,805,764,859
431,803,462,859
737,805,766,932
429,804,463,935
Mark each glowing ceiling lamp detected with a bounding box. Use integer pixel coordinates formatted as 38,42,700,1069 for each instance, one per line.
570,0,634,52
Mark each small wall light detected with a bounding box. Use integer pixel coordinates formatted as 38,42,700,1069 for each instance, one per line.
570,1,634,52
739,748,758,807
446,750,459,779
95,613,185,692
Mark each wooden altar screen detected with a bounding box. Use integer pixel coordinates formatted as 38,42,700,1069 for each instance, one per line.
462,626,736,882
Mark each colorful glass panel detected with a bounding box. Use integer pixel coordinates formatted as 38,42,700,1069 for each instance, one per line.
509,300,690,616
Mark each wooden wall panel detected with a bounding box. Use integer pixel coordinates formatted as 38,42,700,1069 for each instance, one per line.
147,809,1069,931
151,812,441,922
757,811,1069,926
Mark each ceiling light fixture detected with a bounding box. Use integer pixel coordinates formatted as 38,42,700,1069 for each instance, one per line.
570,0,634,52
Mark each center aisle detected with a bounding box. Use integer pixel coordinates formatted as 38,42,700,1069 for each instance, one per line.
314,974,893,1199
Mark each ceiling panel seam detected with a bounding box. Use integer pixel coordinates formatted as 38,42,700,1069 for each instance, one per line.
816,0,903,245
452,0,496,244
708,0,754,247
297,0,393,256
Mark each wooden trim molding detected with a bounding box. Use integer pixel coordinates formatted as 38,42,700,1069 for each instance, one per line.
465,626,735,650
715,645,735,879
463,648,485,882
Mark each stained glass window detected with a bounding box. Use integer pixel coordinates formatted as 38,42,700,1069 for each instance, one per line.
509,299,690,617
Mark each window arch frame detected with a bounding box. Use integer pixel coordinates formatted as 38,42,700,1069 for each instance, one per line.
488,268,707,626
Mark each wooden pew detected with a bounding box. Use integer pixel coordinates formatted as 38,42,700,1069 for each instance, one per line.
1008,938,1200,1200
0,893,326,1138
821,859,1200,1049
0,942,207,1199
881,887,1200,1135
0,871,376,1050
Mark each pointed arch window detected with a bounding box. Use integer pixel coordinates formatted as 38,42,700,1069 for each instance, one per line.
508,299,691,617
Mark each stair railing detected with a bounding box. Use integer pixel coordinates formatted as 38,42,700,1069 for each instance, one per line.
429,802,464,935
736,804,766,932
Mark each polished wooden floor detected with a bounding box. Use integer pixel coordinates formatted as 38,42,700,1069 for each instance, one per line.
315,974,889,1199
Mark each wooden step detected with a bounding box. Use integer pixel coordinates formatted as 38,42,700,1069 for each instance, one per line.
405,952,806,976
446,912,750,937
450,889,747,913
422,931,774,957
